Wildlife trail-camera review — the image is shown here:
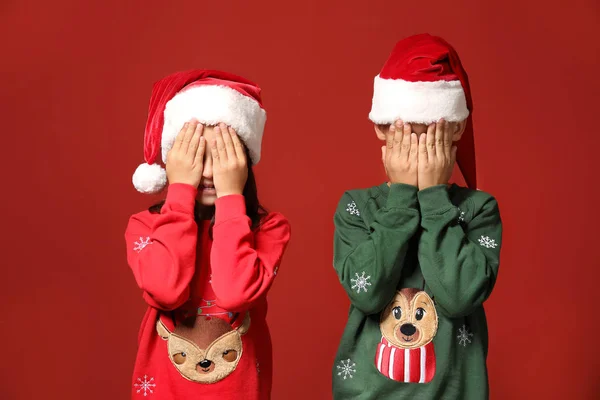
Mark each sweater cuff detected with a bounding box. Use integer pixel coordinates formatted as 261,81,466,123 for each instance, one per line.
386,184,419,209
215,195,247,224
417,185,454,215
164,184,197,215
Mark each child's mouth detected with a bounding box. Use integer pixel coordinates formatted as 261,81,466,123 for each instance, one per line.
200,183,216,193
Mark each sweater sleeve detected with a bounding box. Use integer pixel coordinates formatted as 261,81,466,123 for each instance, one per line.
125,184,199,311
417,185,502,318
210,195,291,312
333,184,421,315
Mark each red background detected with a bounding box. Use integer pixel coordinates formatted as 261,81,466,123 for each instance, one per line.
1,1,599,399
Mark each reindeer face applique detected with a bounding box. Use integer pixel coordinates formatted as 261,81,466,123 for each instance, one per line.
375,289,438,383
156,313,250,384
380,288,438,349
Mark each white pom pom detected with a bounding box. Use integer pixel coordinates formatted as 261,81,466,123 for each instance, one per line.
132,163,167,194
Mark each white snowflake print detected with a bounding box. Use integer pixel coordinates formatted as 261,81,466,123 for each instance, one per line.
134,375,156,396
478,235,497,249
351,272,372,293
337,359,356,380
346,201,360,216
457,325,474,347
458,208,466,223
133,237,153,253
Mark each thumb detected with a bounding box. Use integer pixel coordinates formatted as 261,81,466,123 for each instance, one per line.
381,145,389,175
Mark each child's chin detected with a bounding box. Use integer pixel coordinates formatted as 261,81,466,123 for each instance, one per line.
198,194,217,206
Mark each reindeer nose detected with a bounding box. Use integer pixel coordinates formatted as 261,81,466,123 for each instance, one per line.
400,323,417,336
198,359,212,369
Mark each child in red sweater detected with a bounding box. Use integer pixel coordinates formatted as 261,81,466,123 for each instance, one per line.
125,70,291,399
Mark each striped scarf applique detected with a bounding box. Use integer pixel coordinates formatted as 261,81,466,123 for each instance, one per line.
375,288,439,384
375,336,436,383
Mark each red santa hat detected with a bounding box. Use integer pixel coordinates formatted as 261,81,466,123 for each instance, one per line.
132,70,267,194
369,34,477,189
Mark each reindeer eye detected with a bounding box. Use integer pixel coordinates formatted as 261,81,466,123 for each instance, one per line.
173,352,187,365
392,306,402,320
415,308,426,321
222,349,238,362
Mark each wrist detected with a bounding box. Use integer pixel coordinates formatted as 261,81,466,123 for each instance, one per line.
419,179,448,191
164,183,198,215
386,183,419,209
216,189,244,198
214,194,247,223
389,175,418,187
417,184,454,215
168,177,200,187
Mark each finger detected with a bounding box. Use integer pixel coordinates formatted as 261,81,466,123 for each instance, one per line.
426,122,437,161
418,133,428,165
173,122,190,151
450,145,458,166
210,137,220,167
205,145,213,172
435,120,451,159
444,121,454,158
392,121,404,158
194,136,206,167
435,119,445,158
187,123,204,157
381,145,387,165
386,124,395,153
400,122,411,161
409,133,418,164
220,123,236,161
214,125,228,163
229,126,246,161
181,120,197,152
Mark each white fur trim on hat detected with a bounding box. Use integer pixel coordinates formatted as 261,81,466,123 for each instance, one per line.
132,163,167,194
161,85,266,165
369,75,469,124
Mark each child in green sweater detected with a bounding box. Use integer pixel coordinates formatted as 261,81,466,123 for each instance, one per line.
332,34,502,399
